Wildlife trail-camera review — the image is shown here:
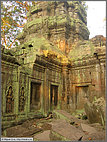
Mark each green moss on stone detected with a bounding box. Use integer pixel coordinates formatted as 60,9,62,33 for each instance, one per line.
16,36,64,66
51,130,70,141
26,18,43,28
53,110,71,122
68,40,96,61
47,16,67,27
30,4,40,14
72,109,85,116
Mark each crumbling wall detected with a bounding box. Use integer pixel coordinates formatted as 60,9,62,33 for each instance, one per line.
67,42,106,111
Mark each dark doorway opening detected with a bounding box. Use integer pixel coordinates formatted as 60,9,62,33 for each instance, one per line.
30,82,41,111
75,85,89,109
50,85,58,110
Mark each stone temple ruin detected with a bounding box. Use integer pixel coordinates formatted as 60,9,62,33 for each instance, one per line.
1,1,106,135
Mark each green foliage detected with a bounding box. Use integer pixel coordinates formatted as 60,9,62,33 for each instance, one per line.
1,1,34,48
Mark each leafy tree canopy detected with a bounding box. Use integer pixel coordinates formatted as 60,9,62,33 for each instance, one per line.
1,1,36,48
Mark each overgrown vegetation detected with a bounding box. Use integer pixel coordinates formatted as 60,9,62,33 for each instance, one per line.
1,1,37,48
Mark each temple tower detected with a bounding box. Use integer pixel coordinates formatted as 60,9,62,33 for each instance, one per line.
18,1,89,54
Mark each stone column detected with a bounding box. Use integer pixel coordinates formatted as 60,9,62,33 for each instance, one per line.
100,63,106,98
43,68,49,115
93,63,102,98
61,63,68,110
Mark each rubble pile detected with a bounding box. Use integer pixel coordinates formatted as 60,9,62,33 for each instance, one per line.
2,110,105,141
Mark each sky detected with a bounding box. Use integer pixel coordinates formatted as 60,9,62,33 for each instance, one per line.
86,1,106,39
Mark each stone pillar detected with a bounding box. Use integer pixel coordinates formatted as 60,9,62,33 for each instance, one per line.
100,63,106,98
40,81,44,115
92,63,102,98
27,77,31,114
61,64,68,110
43,68,49,116
12,66,19,122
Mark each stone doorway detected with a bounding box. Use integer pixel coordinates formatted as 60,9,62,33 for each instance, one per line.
30,82,41,111
50,85,58,110
75,85,89,109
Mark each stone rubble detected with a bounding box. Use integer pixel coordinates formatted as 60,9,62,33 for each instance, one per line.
3,110,105,141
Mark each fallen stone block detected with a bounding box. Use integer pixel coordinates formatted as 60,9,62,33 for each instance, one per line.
82,131,105,141
34,130,51,141
53,110,88,124
80,123,97,134
5,125,26,137
84,97,106,126
21,127,43,137
50,119,85,141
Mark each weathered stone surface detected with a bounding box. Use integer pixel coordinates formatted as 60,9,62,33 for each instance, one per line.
17,1,89,51
53,110,88,124
40,123,52,131
84,97,106,126
6,125,26,137
80,123,97,134
89,123,104,131
21,127,42,137
2,112,106,140
5,124,43,137
34,130,50,141
90,35,106,46
82,131,105,141
50,119,85,141
21,120,32,128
